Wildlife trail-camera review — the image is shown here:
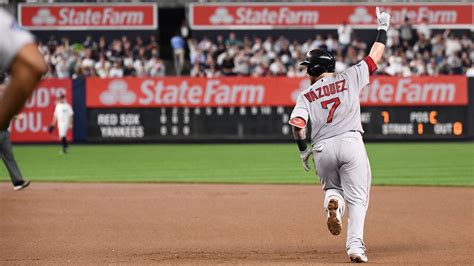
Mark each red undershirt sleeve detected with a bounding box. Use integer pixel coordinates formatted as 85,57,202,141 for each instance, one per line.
363,56,377,74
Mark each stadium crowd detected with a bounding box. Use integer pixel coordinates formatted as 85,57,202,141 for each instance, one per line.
40,35,166,79
185,23,473,78
41,20,474,78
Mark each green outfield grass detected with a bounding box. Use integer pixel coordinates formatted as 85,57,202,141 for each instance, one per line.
0,143,472,186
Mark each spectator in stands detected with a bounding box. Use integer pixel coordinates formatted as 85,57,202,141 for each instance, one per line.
225,32,241,48
413,33,431,55
400,17,414,45
350,37,367,53
220,52,235,76
146,56,165,77
97,36,108,54
180,20,190,40
133,57,146,77
47,35,58,54
311,34,325,50
337,21,352,53
108,61,124,77
234,50,251,76
191,63,202,77
466,63,474,77
410,55,427,76
55,56,70,79
133,36,144,57
83,35,96,50
39,28,473,78
148,35,159,51
444,30,462,57
123,61,136,77
325,34,338,52
198,36,212,52
80,48,95,76
416,17,431,40
387,23,400,48
95,54,110,78
171,32,185,76
269,57,286,76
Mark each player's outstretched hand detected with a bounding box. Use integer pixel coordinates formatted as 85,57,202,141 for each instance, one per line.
300,148,313,172
48,124,55,134
376,7,390,31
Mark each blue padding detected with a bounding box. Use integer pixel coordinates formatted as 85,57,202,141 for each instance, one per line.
72,78,87,143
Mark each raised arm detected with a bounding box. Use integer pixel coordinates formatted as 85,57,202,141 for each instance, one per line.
368,7,391,64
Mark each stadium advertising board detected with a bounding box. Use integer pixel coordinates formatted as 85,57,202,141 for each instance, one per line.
190,3,473,29
86,76,468,141
10,79,73,143
18,3,158,30
86,76,468,108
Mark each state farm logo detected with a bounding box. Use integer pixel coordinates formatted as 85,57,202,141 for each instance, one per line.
385,7,458,24
360,78,465,105
349,7,373,24
210,7,233,24
32,8,56,25
207,6,318,26
100,80,136,106
21,5,155,29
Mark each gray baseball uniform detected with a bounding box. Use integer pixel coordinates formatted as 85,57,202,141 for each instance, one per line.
0,9,34,187
0,8,34,72
290,58,375,255
0,131,26,186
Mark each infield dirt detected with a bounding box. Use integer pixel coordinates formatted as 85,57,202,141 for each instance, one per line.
0,183,472,264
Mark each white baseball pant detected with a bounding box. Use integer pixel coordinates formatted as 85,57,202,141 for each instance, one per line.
313,131,372,255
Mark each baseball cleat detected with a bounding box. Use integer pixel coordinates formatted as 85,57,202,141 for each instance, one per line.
13,180,30,191
349,253,368,263
326,198,342,235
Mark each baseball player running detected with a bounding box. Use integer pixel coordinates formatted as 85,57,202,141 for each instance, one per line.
0,73,30,190
0,8,46,130
289,7,390,263
50,94,73,154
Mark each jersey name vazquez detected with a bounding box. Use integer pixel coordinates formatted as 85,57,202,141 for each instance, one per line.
303,80,347,103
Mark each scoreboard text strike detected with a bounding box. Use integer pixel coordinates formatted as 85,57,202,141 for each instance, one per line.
84,76,470,142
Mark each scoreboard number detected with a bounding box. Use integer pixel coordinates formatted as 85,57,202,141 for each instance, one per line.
88,106,467,141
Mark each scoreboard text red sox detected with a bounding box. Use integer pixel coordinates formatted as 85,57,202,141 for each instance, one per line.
85,76,469,142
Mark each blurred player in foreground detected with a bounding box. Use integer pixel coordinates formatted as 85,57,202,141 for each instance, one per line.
0,8,46,189
0,73,29,190
49,94,73,154
289,7,390,263
0,8,46,131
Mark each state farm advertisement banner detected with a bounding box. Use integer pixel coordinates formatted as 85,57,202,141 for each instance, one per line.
190,3,473,29
18,3,157,30
86,76,468,108
10,79,73,143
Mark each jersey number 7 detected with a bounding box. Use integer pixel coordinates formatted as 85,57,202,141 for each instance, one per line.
321,97,340,123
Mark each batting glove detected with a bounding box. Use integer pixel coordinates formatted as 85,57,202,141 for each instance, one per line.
376,7,390,31
300,148,313,172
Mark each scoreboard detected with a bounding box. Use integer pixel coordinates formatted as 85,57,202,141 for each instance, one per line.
360,107,465,139
87,106,467,142
85,76,471,143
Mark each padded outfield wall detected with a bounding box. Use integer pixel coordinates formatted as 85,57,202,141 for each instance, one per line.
9,76,473,143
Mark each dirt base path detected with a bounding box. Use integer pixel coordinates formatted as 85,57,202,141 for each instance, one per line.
0,183,472,264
